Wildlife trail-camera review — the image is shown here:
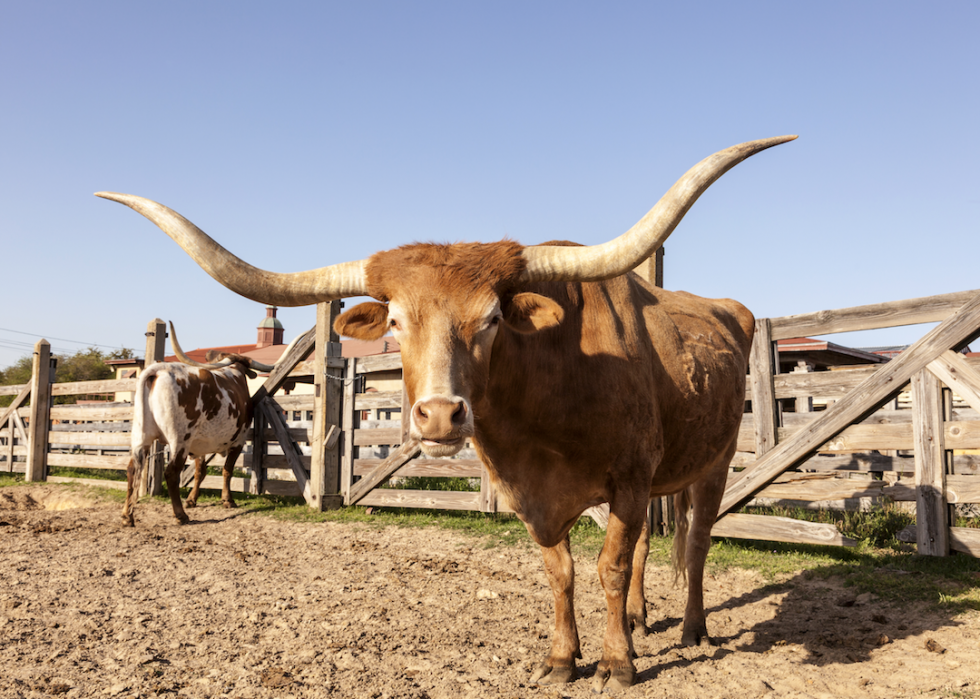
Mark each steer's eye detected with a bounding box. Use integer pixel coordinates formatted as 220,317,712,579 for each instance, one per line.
389,318,400,331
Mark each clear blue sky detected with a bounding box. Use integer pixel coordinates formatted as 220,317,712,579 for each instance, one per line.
2,2,978,367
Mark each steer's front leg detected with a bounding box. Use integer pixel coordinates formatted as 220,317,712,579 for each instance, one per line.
593,494,646,692
529,534,581,685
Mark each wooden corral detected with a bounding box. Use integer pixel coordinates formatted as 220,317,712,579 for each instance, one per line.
3,286,980,557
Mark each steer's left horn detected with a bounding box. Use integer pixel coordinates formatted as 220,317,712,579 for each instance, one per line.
95,192,370,306
519,135,797,283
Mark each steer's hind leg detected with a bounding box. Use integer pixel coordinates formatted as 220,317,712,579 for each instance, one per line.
627,508,650,636
593,490,647,692
678,458,729,647
530,534,581,685
165,451,191,524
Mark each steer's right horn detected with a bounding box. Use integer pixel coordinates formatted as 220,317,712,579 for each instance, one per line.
96,193,370,306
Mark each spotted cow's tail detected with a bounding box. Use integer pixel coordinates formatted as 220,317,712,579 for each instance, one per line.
671,488,692,586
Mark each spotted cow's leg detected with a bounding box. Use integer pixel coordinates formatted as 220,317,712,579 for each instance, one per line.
530,534,580,685
165,450,191,524
185,457,206,508
221,445,243,508
592,489,647,693
121,450,143,527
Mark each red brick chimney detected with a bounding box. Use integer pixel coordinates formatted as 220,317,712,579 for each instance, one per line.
256,306,284,348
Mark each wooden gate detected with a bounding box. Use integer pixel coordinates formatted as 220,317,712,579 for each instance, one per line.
714,289,980,556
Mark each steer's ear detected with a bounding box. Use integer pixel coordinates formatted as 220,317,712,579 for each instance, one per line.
334,302,390,341
504,292,564,334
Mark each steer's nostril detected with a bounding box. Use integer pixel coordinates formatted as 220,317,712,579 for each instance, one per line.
451,401,467,425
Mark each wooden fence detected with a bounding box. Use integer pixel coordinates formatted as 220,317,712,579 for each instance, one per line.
4,289,980,556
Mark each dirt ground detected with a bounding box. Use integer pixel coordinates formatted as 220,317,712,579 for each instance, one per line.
1,485,978,699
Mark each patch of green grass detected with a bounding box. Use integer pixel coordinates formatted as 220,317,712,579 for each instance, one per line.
0,473,25,488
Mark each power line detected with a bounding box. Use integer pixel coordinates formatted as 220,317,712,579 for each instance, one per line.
0,326,133,353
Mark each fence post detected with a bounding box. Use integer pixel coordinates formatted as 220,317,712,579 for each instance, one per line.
142,319,167,496
26,339,54,482
310,300,343,511
911,369,949,556
749,317,779,456
250,408,266,496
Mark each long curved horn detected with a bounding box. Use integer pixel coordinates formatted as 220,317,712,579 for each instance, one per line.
520,135,797,283
168,321,232,369
96,193,369,306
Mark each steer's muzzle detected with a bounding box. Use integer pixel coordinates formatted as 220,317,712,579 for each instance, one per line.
412,397,470,457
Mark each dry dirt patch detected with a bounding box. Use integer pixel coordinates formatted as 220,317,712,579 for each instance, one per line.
0,485,978,698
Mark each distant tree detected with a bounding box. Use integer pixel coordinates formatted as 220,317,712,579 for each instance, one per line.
1,346,136,406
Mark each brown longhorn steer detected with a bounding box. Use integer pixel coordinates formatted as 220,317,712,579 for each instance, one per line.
98,136,795,690
123,322,279,527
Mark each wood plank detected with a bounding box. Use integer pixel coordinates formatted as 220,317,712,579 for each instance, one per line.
341,358,358,501
50,379,138,396
749,318,778,455
0,383,31,430
357,488,481,511
47,431,131,448
347,440,422,506
912,369,949,556
354,391,403,411
774,365,894,401
750,473,887,502
46,453,130,470
308,301,343,511
356,353,402,373
897,525,980,557
49,405,133,421
353,427,403,447
743,452,916,474
27,340,53,482
766,415,980,453
769,289,980,341
354,458,484,479
250,326,316,404
264,394,316,411
0,383,29,397
928,350,980,415
719,289,980,516
260,398,312,506
712,513,857,546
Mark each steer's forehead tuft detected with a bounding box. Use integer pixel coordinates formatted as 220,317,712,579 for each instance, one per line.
365,240,526,302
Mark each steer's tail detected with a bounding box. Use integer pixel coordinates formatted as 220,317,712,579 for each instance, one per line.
671,488,692,586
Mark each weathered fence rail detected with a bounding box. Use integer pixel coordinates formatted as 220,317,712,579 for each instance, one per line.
4,288,980,556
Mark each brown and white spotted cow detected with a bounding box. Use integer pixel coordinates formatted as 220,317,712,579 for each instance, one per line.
98,136,795,691
122,322,280,527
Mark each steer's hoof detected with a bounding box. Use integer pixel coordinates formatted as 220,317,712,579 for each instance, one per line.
681,625,713,647
222,499,237,509
175,513,191,525
184,499,197,509
592,665,636,693
121,515,135,528
530,662,577,685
